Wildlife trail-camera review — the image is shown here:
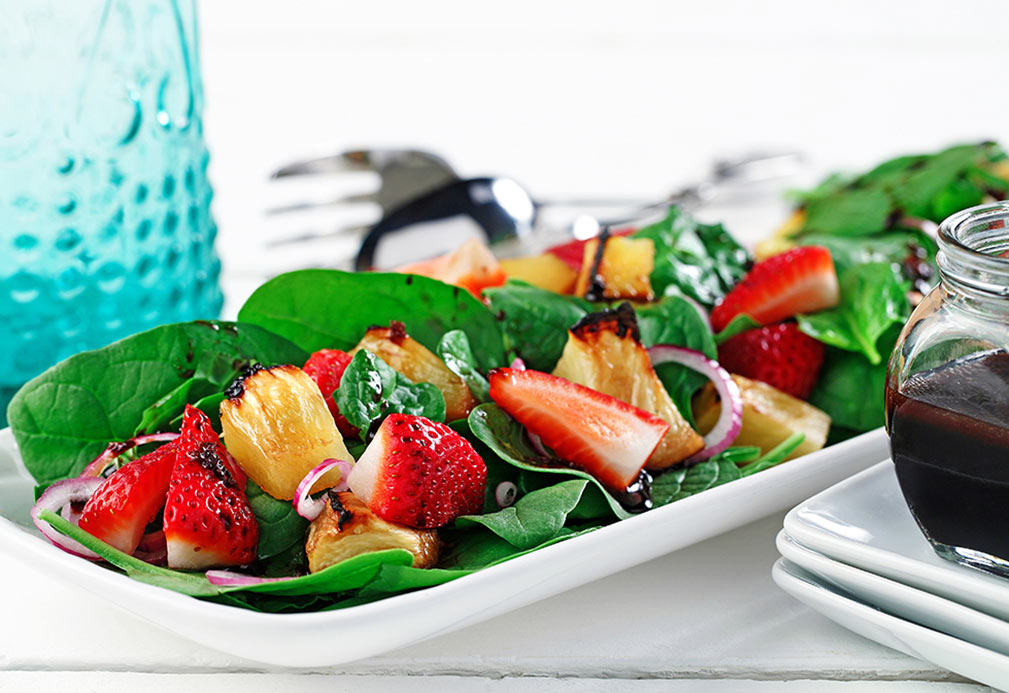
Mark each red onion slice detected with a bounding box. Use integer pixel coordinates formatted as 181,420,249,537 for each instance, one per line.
206,570,294,587
293,459,354,521
79,432,179,479
646,344,743,463
527,431,549,457
30,478,105,560
509,357,526,370
134,529,168,565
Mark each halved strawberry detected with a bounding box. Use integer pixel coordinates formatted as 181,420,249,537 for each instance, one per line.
347,413,486,529
487,368,669,492
163,406,258,569
303,348,357,437
78,442,176,555
717,322,826,399
710,246,839,332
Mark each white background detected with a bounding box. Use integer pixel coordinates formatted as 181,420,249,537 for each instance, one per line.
197,0,1009,315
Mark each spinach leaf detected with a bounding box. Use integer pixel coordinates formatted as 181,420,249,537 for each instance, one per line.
467,403,632,520
803,187,891,236
633,206,750,307
483,281,591,371
336,350,445,438
238,269,506,372
134,377,220,436
437,330,490,402
797,230,937,278
636,295,717,423
808,324,901,431
652,457,741,506
8,321,307,486
797,263,910,364
455,480,592,550
246,480,308,560
738,433,806,476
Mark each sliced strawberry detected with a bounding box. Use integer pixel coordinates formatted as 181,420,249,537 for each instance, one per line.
303,348,357,437
546,228,636,271
487,368,669,492
348,413,486,529
710,246,839,332
717,322,826,399
78,442,176,555
163,406,258,569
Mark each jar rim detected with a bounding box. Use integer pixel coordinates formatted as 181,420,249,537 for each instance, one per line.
938,202,1009,297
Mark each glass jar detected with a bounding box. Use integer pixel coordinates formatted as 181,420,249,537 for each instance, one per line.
0,0,224,425
886,201,1009,576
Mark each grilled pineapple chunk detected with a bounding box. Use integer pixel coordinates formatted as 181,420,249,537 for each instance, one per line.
499,253,578,294
574,233,655,301
693,374,830,460
350,322,477,421
220,365,354,500
306,492,440,573
551,304,704,469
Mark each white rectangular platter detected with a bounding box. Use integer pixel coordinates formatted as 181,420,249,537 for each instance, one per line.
0,426,888,667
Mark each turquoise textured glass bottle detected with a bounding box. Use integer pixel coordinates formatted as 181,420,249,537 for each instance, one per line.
0,0,223,424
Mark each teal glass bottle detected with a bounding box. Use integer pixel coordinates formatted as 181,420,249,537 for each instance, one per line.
0,0,223,425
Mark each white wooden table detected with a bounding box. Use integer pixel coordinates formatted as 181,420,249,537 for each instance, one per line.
0,510,992,691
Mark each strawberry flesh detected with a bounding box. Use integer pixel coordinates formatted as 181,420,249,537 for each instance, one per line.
488,368,669,492
717,322,826,399
304,348,357,437
78,442,177,555
348,413,486,529
164,406,258,569
710,246,839,332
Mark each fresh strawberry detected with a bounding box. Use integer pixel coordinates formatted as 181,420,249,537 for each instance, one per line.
303,348,357,437
78,442,177,555
487,368,669,492
347,413,486,529
163,406,258,569
546,228,636,271
717,322,826,399
710,246,839,332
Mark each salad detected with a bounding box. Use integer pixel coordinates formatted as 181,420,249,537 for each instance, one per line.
9,142,1009,614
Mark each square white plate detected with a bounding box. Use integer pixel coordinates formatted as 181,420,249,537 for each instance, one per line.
778,530,1009,656
773,558,1009,691
0,426,888,667
783,460,1009,622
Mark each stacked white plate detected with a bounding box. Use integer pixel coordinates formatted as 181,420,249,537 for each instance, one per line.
776,460,1009,691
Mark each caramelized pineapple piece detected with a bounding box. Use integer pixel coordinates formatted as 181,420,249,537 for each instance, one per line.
220,365,353,500
306,492,440,573
350,322,477,421
574,233,655,301
693,374,830,460
499,253,578,294
755,209,805,261
551,304,704,469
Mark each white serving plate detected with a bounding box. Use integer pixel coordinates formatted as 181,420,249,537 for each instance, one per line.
784,460,1009,622
772,558,1009,691
0,426,888,667
777,530,1009,656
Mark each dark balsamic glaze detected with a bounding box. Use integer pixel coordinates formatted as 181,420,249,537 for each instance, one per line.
224,362,266,399
327,490,352,531
583,227,612,302
887,350,1009,560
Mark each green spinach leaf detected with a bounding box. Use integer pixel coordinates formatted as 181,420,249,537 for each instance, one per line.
633,206,750,307
237,269,506,372
714,314,761,345
738,433,806,476
246,480,308,560
797,262,909,365
437,330,490,402
483,281,591,371
8,321,307,485
336,350,446,438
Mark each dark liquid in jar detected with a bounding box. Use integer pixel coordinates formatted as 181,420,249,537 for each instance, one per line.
887,350,1009,562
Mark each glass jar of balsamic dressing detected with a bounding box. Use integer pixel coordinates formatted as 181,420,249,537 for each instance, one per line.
887,202,1009,577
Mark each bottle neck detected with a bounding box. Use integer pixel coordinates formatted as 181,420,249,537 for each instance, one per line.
937,203,1009,316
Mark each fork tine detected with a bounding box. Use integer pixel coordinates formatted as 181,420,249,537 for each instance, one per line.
270,153,374,179
265,190,379,216
263,224,371,248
